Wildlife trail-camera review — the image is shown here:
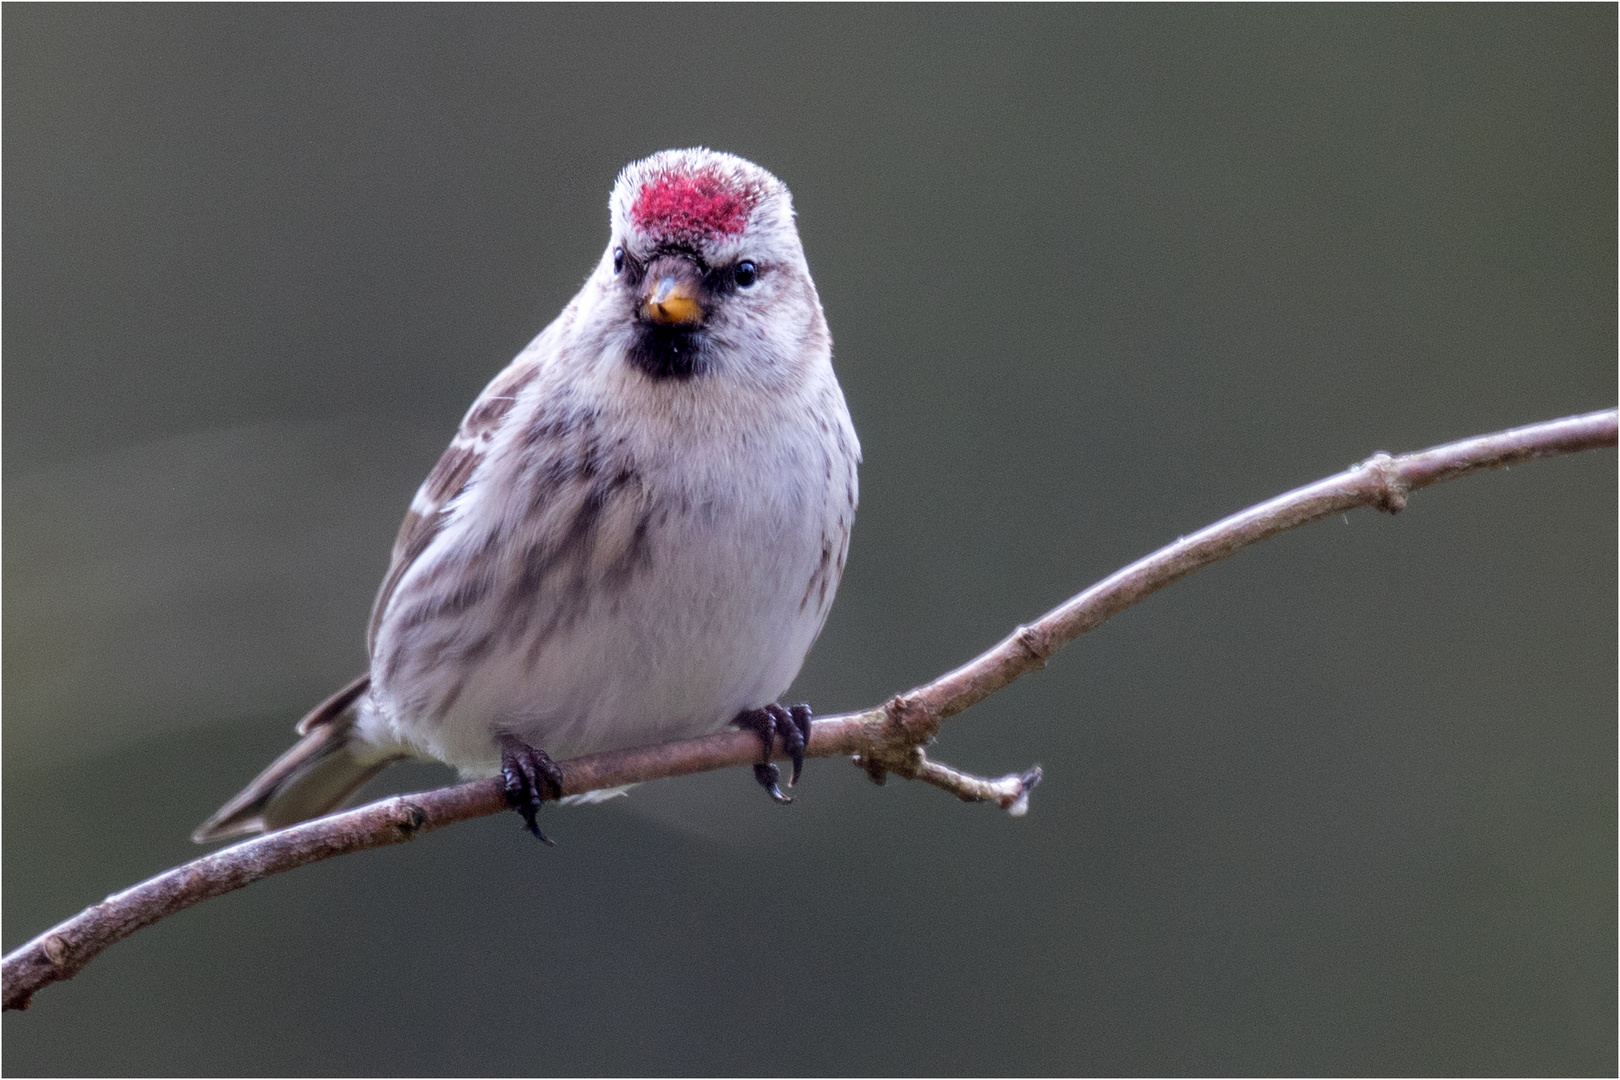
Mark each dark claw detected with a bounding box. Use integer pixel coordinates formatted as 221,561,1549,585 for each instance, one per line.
735,703,814,802
788,704,812,786
754,762,791,804
499,733,563,846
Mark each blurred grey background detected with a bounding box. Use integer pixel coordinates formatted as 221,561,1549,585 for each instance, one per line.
4,6,1614,1075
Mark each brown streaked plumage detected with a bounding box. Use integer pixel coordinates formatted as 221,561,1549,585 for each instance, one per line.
366,358,544,654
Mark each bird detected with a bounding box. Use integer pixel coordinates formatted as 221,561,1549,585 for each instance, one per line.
193,148,860,844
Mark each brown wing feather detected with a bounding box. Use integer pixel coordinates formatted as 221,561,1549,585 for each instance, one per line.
365,358,540,652
295,670,373,735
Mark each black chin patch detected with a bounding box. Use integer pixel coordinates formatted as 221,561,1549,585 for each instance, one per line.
627,324,709,381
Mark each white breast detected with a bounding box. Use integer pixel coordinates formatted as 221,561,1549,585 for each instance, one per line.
358,347,857,778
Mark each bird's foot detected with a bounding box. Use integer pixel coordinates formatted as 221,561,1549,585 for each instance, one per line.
734,703,813,803
499,733,563,845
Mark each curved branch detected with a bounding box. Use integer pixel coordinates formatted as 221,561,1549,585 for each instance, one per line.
5,407,1614,1011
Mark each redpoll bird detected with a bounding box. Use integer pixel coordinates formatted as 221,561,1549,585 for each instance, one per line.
194,148,859,844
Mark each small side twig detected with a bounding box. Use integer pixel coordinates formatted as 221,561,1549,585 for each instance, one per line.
4,407,1613,1012
853,745,1045,816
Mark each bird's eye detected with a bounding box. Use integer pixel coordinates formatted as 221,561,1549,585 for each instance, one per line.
613,248,625,274
734,260,757,288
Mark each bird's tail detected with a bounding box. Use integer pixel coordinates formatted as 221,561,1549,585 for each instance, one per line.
192,675,394,844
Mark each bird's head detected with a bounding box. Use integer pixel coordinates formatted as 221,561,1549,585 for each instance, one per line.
598,149,824,383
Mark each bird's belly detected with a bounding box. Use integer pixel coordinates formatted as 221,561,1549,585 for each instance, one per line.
365,498,830,775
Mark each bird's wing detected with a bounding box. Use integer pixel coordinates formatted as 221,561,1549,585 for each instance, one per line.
365,357,540,654
292,669,372,735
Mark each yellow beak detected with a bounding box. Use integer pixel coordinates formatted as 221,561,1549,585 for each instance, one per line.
643,275,704,327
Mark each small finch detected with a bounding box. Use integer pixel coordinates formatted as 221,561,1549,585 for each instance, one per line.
195,149,859,844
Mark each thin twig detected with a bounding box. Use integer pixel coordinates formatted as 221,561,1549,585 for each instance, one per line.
4,408,1613,1011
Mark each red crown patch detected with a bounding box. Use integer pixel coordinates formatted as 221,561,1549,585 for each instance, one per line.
631,170,755,240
